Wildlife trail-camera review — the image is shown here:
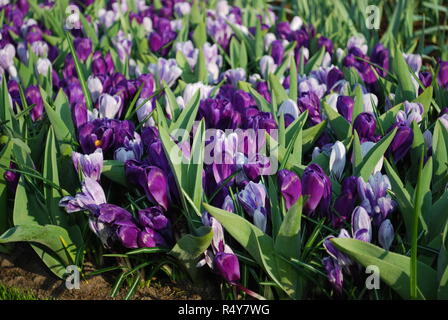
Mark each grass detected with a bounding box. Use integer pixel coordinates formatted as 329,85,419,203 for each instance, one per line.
0,283,39,300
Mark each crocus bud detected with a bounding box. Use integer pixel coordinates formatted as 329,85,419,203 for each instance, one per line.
351,206,372,242
404,53,422,73
25,85,44,122
271,40,284,65
174,2,191,16
149,58,182,87
0,44,15,70
336,96,354,122
87,75,103,103
378,219,394,250
419,71,433,88
437,61,448,89
72,148,103,181
278,169,301,210
114,147,136,162
302,164,332,215
222,195,235,213
278,99,299,119
74,37,92,62
322,257,343,292
259,55,276,78
36,57,51,76
98,94,121,119
264,33,276,51
329,141,346,179
290,16,303,31
387,122,413,162
334,176,358,226
214,252,240,284
353,112,376,142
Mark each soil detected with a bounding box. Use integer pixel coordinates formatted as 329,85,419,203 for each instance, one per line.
0,244,218,300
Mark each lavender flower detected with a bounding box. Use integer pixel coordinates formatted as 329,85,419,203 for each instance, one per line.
149,58,182,87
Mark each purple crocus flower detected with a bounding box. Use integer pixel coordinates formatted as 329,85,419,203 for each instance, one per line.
4,162,20,193
370,43,389,77
437,60,448,89
25,85,44,122
395,101,424,126
271,40,284,65
255,81,272,103
378,219,394,250
353,112,377,142
78,118,135,154
318,36,333,55
322,257,343,293
200,210,241,283
92,52,115,76
298,92,322,125
357,173,395,225
419,71,433,88
214,252,240,284
72,102,88,131
334,176,359,227
278,169,301,210
238,181,268,232
351,206,372,242
387,121,414,162
71,149,103,181
149,58,182,87
124,160,169,210
59,177,107,213
74,37,92,62
336,96,354,122
301,164,332,216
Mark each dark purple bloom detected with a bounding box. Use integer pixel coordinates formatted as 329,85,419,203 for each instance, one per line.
271,40,284,65
387,121,414,162
353,112,377,142
301,164,332,216
78,118,135,154
255,81,272,103
198,98,241,130
419,71,433,88
71,102,88,131
326,67,344,91
334,176,359,227
138,206,170,231
25,85,44,122
370,43,389,77
232,90,256,112
336,96,354,122
344,47,377,84
298,92,321,125
278,169,301,210
4,162,19,193
214,252,240,284
124,160,169,210
437,60,448,89
322,257,343,293
92,51,115,75
74,37,92,62
318,36,333,55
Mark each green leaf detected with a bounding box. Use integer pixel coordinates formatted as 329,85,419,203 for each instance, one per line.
169,226,213,280
203,203,301,298
268,73,289,104
353,85,364,122
302,121,327,153
289,55,298,102
331,238,438,299
392,46,416,102
0,224,78,278
102,160,126,186
322,102,352,141
274,197,303,260
304,47,326,74
0,141,13,234
432,120,448,189
355,127,397,180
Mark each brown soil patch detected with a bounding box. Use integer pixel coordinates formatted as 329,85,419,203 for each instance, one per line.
0,244,218,300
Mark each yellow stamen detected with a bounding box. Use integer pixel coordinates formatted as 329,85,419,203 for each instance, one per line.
94,139,102,147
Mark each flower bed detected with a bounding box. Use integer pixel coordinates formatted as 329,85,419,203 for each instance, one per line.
0,0,447,300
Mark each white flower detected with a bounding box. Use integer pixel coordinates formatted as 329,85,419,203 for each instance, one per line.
329,141,346,179
87,76,103,103
264,33,276,51
114,147,136,162
259,55,276,78
278,99,300,119
36,58,52,76
363,93,378,113
183,82,214,106
290,16,303,31
98,94,121,119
